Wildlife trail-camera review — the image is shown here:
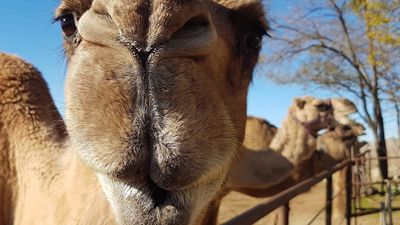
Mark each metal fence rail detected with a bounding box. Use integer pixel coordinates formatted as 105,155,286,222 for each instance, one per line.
221,160,351,225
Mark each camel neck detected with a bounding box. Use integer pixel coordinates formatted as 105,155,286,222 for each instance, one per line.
269,115,317,166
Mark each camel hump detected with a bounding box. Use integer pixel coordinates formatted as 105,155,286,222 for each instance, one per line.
0,53,42,81
244,116,278,150
0,53,52,108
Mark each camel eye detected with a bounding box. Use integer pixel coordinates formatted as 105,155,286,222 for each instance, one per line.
316,103,331,112
246,31,264,50
342,125,352,131
182,16,210,31
59,12,77,38
246,23,269,51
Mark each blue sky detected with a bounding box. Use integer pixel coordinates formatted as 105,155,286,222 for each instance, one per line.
0,1,397,141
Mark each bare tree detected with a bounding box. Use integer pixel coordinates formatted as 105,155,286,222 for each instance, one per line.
264,0,400,179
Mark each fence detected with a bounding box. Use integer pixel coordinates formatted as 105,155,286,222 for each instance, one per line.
351,151,400,225
221,160,352,225
222,150,400,225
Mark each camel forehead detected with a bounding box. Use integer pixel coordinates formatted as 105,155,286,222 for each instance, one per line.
56,0,266,49
296,96,329,108
88,0,212,42
57,0,264,8
56,0,266,20
305,97,328,105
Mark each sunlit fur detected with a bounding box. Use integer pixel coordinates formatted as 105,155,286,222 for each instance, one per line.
0,0,269,224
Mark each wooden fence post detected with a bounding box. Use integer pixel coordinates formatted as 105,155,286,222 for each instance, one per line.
385,180,393,225
326,176,333,225
346,162,352,225
276,203,290,225
380,201,387,225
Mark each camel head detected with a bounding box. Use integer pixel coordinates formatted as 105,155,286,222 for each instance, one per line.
330,97,357,125
55,0,268,224
289,96,357,137
318,123,366,161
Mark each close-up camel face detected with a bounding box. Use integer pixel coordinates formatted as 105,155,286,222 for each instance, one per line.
55,0,267,224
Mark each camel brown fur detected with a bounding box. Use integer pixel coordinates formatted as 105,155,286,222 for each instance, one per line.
0,0,269,224
243,116,277,150
0,54,67,225
0,53,114,225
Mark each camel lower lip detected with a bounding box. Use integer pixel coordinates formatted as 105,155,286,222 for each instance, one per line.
98,175,191,225
147,204,189,225
129,190,191,225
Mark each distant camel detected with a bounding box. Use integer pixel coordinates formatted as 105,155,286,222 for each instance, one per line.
230,120,364,198
202,96,357,224
217,122,365,225
317,123,366,222
228,96,357,190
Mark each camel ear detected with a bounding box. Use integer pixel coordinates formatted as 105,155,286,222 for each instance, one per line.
225,147,293,189
294,98,306,109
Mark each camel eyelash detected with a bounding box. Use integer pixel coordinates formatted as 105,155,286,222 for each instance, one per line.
254,21,271,38
53,11,79,23
53,12,71,23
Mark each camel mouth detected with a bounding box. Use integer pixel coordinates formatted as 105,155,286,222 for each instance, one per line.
98,171,224,225
98,175,193,225
126,182,192,225
148,181,169,207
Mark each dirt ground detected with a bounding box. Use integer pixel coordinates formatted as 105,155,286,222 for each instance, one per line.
219,181,400,225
